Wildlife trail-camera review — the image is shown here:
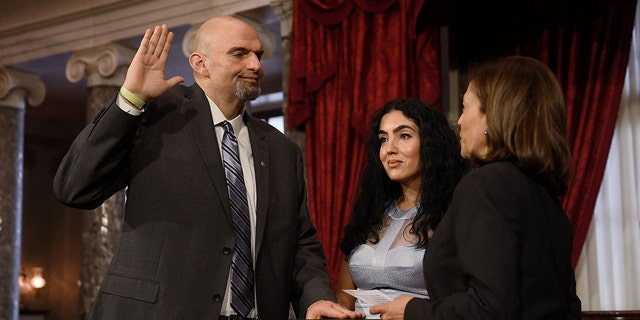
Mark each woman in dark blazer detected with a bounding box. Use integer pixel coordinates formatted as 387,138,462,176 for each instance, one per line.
370,56,582,319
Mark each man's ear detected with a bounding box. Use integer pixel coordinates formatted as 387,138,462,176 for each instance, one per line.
189,52,209,77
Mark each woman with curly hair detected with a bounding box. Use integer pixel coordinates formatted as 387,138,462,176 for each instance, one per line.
371,56,582,320
337,98,469,318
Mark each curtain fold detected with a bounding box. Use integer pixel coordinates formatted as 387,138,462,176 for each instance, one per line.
448,0,636,266
511,0,637,267
575,4,640,309
556,1,636,267
289,0,439,288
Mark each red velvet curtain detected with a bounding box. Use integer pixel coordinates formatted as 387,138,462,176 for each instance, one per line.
289,0,636,286
439,0,636,267
510,0,637,266
288,0,441,288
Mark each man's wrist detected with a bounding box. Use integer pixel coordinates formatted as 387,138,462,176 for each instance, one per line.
119,86,145,110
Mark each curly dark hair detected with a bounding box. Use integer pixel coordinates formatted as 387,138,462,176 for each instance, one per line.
339,98,469,256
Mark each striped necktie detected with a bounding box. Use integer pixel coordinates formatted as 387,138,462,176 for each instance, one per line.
220,121,254,317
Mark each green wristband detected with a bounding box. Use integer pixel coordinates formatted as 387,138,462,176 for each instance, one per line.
119,86,145,110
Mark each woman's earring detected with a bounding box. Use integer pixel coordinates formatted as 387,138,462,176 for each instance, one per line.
484,131,488,136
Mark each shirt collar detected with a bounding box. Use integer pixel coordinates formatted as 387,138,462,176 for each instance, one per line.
207,95,246,132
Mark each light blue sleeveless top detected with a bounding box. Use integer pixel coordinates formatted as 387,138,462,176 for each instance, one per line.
348,204,428,318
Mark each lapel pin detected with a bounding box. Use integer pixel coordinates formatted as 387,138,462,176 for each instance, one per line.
260,160,266,168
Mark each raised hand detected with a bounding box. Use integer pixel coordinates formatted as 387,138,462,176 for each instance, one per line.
122,24,184,102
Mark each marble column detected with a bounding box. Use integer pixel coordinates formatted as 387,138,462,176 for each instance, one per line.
267,4,302,319
270,0,303,149
0,67,45,320
65,43,134,320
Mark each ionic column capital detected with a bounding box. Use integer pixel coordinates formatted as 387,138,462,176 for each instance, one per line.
66,43,135,87
270,0,293,37
0,66,46,109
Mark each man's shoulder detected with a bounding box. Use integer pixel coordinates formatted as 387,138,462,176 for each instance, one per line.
246,116,300,150
246,114,285,136
165,83,201,99
147,84,205,110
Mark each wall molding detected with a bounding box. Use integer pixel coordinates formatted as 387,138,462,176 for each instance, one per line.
0,0,269,65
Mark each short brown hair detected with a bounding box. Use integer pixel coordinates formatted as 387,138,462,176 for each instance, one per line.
467,56,572,197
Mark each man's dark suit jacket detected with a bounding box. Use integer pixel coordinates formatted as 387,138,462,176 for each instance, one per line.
53,84,335,319
405,161,582,319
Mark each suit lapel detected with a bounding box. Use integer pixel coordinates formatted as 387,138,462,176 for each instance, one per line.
246,115,270,256
183,87,269,253
183,85,232,221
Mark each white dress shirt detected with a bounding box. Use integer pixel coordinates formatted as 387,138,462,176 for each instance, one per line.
207,95,258,317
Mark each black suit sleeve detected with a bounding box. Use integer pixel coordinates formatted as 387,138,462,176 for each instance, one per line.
53,96,141,209
290,146,336,315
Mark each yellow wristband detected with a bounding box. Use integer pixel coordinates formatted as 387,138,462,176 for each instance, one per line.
119,86,145,110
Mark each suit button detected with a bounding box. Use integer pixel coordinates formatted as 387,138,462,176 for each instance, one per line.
223,247,232,255
212,294,222,302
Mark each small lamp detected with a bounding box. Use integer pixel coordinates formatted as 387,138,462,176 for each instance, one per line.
29,267,46,289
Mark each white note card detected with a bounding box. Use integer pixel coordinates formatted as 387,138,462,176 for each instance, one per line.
342,289,393,306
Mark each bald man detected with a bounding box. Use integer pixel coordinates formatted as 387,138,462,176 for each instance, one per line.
54,16,363,320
